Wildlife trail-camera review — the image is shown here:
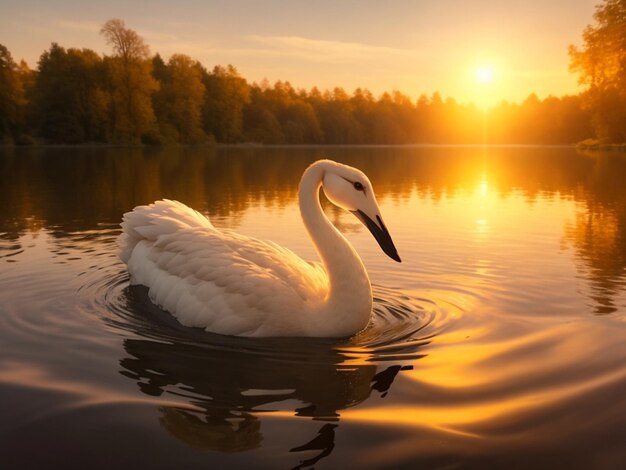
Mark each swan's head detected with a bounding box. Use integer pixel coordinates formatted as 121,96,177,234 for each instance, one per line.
322,162,401,262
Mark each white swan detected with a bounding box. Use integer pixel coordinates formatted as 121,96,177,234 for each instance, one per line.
118,159,400,337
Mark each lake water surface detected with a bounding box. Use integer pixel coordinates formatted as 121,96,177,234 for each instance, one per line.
1,146,626,468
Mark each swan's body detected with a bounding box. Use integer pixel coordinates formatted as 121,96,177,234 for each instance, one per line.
119,159,400,337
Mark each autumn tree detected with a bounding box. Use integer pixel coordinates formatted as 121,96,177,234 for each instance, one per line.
31,44,108,143
243,84,284,143
313,88,362,144
202,65,250,142
0,44,28,142
101,19,158,143
281,100,323,144
569,0,626,142
350,88,376,143
152,54,206,143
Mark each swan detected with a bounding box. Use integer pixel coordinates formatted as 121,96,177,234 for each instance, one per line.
118,159,400,337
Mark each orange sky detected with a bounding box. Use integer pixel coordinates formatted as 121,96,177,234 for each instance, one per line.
0,0,599,105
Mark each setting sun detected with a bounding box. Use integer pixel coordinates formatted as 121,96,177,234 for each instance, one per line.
476,67,494,84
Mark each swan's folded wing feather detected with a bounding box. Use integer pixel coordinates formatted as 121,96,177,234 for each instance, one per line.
119,199,212,263
121,199,329,335
131,226,327,336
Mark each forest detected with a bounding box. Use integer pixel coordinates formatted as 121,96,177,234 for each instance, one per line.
0,0,624,146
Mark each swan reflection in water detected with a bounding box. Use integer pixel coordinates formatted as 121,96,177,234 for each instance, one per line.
117,285,418,466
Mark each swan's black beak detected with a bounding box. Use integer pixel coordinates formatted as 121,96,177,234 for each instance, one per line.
351,210,401,262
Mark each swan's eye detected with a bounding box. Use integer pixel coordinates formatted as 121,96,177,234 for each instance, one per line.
353,181,364,191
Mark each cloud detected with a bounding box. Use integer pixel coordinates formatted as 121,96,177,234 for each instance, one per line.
55,20,102,33
140,33,417,66
245,35,416,64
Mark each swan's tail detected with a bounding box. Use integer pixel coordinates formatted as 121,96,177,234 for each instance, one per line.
118,199,212,264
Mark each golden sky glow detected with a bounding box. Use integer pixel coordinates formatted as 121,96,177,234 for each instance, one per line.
0,0,598,105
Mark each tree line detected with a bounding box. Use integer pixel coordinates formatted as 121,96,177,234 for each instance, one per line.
569,0,626,144
0,1,623,146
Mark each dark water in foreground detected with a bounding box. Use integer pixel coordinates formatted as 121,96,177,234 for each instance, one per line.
1,146,626,468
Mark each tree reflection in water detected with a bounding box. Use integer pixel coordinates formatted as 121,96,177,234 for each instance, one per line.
561,152,626,314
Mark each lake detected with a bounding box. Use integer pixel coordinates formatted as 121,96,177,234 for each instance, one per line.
1,145,626,468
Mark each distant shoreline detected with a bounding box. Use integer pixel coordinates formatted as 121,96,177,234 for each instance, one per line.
576,141,626,152
2,142,626,152
0,142,587,150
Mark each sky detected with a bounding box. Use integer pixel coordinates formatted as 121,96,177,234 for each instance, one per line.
0,0,599,106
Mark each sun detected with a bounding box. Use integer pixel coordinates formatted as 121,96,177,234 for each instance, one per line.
476,67,494,84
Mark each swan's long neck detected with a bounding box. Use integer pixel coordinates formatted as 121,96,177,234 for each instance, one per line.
299,161,372,335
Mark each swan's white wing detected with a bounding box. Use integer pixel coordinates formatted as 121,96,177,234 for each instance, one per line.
121,200,328,336
119,199,212,264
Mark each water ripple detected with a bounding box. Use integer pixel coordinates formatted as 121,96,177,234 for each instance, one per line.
73,257,459,366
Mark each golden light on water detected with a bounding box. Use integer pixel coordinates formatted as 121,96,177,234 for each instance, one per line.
478,177,489,197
